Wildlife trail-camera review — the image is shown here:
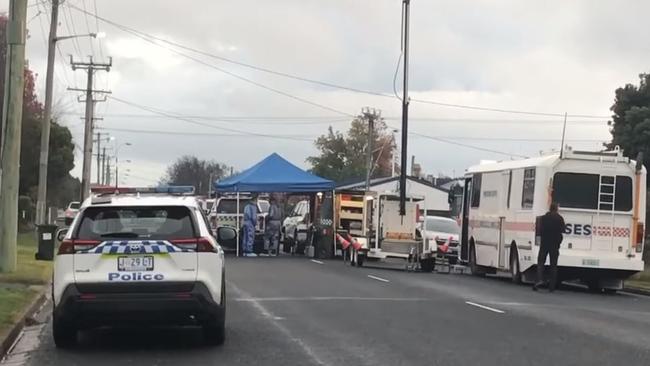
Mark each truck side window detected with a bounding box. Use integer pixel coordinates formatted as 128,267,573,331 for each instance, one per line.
471,173,482,208
522,168,535,209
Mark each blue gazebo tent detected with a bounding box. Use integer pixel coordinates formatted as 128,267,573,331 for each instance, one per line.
214,153,334,256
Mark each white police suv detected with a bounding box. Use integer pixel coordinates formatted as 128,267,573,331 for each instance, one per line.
52,186,228,348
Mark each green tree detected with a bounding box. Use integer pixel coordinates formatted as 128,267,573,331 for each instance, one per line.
162,156,229,195
608,73,650,168
308,117,394,182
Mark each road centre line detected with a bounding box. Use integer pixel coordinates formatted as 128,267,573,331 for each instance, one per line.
311,259,324,265
465,301,505,314
367,274,390,283
235,296,427,302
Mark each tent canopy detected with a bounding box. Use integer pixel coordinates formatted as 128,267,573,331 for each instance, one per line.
215,153,334,193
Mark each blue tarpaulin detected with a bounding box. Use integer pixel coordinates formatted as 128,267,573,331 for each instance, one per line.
215,153,334,193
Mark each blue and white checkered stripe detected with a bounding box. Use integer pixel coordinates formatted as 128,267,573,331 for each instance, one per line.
80,240,193,254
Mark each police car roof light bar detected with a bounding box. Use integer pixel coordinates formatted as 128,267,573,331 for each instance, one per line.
90,186,195,196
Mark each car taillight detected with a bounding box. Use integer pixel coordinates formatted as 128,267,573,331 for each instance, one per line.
171,238,216,253
57,239,100,255
416,205,421,223
635,223,644,253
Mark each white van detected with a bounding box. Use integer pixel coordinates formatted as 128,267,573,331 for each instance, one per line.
459,147,646,291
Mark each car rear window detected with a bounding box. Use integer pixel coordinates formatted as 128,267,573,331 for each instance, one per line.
69,202,80,210
76,206,196,240
216,199,249,214
426,218,460,234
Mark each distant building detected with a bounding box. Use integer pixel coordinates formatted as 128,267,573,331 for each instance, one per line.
336,176,450,216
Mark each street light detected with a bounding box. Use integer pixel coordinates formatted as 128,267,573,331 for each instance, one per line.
35,1,108,224
54,32,102,42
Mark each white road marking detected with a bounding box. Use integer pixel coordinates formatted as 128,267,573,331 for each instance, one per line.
235,296,427,302
227,281,330,366
311,259,324,265
367,275,390,283
465,301,505,314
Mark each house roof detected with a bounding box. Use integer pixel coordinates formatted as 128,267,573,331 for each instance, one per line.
336,175,449,193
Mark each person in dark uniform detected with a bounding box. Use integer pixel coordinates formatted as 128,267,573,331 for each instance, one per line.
533,202,566,292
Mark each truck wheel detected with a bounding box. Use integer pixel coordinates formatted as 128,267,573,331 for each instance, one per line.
420,258,435,273
587,280,602,293
469,244,485,277
510,247,522,284
53,314,77,348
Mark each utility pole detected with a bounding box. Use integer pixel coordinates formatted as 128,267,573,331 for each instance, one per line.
101,147,106,184
362,107,381,192
35,0,59,225
0,0,28,273
208,172,214,197
399,0,411,216
95,132,101,184
69,56,112,201
105,158,111,186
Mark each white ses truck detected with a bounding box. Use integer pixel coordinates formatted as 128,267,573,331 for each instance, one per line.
459,147,646,291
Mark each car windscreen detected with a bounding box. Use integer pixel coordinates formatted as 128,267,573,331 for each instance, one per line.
426,218,460,234
69,202,80,210
76,206,196,240
216,199,249,214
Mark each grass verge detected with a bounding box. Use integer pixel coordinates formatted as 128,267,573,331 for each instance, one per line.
626,263,650,291
0,233,51,340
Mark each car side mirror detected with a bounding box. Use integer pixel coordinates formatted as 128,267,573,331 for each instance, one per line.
217,226,238,250
57,228,68,242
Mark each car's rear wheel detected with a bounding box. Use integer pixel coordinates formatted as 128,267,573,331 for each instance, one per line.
203,278,226,346
53,313,77,348
510,246,522,284
420,258,435,273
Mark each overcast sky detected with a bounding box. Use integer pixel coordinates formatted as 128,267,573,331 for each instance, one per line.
2,0,648,186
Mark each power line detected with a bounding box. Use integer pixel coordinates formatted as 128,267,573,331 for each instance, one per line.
99,126,604,144
61,2,84,57
98,127,316,139
60,111,606,125
68,4,610,120
67,4,354,118
79,0,96,56
107,96,318,142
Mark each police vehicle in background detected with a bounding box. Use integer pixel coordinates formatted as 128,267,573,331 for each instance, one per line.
208,195,269,250
51,186,229,348
460,147,646,291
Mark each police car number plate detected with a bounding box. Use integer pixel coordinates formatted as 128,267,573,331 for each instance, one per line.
582,259,600,267
118,256,154,271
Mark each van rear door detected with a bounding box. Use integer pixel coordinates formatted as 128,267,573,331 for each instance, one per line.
553,172,634,255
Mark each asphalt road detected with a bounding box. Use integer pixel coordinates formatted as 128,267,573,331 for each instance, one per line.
3,256,650,366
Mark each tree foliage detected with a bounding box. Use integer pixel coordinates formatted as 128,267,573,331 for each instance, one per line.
608,73,650,170
162,156,230,195
307,117,394,182
0,15,77,209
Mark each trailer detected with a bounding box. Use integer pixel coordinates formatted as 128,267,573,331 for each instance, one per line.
333,191,432,271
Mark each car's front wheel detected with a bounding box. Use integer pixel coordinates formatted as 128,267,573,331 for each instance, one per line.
53,312,77,348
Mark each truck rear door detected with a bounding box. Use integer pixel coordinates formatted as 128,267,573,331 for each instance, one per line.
553,172,634,256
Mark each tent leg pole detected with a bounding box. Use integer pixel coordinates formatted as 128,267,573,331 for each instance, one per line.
237,192,240,257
